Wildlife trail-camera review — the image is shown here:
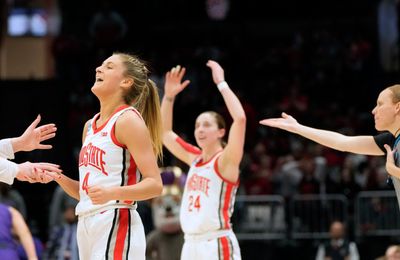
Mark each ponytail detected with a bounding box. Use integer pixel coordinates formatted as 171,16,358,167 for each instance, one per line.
132,79,163,161
116,52,163,160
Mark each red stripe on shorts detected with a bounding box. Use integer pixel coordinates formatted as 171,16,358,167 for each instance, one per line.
220,236,231,260
114,209,129,260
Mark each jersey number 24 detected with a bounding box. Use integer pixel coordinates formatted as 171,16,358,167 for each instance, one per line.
188,195,201,212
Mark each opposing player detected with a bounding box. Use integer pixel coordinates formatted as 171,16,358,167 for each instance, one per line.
161,60,246,260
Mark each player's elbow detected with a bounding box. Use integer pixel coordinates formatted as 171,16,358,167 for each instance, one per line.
154,180,163,196
235,115,246,126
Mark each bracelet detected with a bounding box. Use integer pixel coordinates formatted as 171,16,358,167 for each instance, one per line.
165,96,175,102
217,81,229,91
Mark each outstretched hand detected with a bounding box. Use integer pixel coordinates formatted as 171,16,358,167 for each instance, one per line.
259,112,299,133
13,115,57,152
16,162,62,183
206,60,225,84
164,65,190,98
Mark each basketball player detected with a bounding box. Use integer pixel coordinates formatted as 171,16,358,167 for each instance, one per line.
46,53,163,260
259,85,400,209
0,114,61,184
161,60,246,260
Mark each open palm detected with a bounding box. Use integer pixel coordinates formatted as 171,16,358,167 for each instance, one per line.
259,112,299,133
164,65,190,98
18,115,57,152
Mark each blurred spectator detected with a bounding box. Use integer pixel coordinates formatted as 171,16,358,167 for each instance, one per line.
274,155,302,198
52,31,86,82
48,186,78,232
206,0,230,20
315,221,359,260
0,182,27,219
244,154,274,195
89,0,127,51
327,154,361,201
298,154,321,194
44,205,78,260
278,83,309,118
378,0,399,72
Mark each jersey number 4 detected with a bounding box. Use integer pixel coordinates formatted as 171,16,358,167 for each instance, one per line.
188,195,201,212
82,172,90,194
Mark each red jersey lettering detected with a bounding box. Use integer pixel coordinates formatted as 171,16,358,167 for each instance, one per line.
186,173,210,196
79,142,107,175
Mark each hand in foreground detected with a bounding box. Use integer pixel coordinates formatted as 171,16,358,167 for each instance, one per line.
164,65,190,98
16,162,62,183
259,112,299,133
12,115,57,152
206,60,225,85
88,185,112,205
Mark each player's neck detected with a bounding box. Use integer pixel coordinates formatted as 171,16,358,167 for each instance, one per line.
98,100,126,123
201,144,223,162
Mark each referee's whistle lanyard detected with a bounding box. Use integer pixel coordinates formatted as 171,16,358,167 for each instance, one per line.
387,135,400,186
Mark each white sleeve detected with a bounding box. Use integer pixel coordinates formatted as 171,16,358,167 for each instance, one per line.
315,245,325,260
349,242,360,260
0,158,18,185
0,139,15,159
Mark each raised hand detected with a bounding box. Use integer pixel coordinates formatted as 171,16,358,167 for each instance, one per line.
206,60,225,84
259,112,299,133
12,115,57,152
164,65,190,98
16,162,62,183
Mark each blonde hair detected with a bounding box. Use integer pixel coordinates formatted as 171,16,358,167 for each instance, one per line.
387,84,400,103
115,52,163,160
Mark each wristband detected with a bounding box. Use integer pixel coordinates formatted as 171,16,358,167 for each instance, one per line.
217,81,229,91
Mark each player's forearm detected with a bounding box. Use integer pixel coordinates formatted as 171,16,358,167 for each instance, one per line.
19,230,37,260
161,96,175,132
295,124,349,151
219,84,246,122
55,174,80,200
110,177,162,201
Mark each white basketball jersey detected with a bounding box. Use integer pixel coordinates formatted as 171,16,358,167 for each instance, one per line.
180,151,238,234
76,105,141,216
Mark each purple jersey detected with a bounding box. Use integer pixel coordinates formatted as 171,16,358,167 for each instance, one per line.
0,203,18,259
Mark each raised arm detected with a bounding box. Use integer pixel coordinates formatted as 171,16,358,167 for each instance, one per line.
87,111,162,204
161,65,200,165
206,60,246,180
260,112,383,156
